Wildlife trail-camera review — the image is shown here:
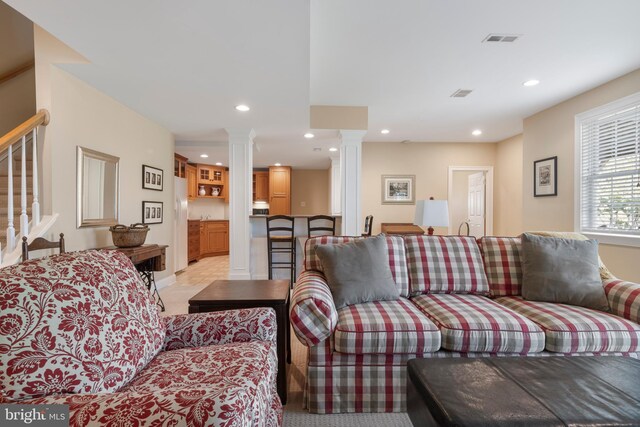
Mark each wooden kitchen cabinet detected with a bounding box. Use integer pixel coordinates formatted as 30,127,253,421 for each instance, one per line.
186,164,198,200
196,164,226,199
199,220,229,257
174,153,188,178
253,171,269,202
188,220,200,262
269,166,291,215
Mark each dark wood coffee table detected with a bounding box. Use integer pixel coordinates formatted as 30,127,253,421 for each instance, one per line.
407,356,640,426
188,280,290,404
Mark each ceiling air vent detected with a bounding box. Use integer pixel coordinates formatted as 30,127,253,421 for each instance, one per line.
482,34,521,43
450,89,473,98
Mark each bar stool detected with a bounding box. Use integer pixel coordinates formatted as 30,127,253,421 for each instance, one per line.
266,215,296,287
307,215,336,238
362,215,374,237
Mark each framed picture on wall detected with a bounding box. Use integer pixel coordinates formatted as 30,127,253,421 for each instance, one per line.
142,201,163,224
533,156,557,197
142,165,163,191
381,175,416,204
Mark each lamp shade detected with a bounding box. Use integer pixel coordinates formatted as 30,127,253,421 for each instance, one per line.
414,199,449,227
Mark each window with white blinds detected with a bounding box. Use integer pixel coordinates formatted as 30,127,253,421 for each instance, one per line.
577,92,640,238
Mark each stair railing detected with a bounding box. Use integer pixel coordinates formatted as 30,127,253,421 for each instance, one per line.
0,109,49,257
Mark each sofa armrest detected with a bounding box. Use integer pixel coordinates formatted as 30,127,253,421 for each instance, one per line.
162,307,277,351
290,270,338,347
604,279,640,324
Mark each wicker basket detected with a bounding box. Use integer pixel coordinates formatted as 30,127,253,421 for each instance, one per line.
109,223,149,248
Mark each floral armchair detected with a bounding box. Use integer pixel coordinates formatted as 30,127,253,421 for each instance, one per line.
0,250,282,426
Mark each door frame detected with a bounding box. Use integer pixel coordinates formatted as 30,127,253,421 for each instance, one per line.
447,166,494,236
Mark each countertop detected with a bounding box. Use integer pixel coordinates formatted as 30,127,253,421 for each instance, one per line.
188,218,229,222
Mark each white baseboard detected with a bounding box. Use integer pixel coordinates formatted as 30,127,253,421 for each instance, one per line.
156,274,176,290
251,273,269,280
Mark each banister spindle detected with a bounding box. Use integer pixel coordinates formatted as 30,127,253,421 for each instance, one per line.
20,136,28,238
31,128,39,226
6,144,15,251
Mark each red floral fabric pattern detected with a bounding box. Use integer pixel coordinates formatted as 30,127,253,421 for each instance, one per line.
162,308,277,350
20,343,282,427
0,250,165,401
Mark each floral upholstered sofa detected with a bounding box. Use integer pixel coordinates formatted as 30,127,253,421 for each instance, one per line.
0,250,282,427
290,233,640,414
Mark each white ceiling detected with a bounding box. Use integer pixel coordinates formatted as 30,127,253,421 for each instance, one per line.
5,0,640,168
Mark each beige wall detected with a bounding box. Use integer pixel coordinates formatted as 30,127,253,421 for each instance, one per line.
362,142,497,235
494,134,523,236
0,2,35,135
34,28,176,281
291,169,330,215
523,68,640,282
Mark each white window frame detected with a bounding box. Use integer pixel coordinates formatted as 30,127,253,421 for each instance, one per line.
574,91,640,248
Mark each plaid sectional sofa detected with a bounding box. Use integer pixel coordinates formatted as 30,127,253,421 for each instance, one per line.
290,233,640,414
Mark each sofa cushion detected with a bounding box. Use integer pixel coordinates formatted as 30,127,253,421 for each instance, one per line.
0,250,165,402
304,235,410,297
520,233,609,311
411,294,545,353
316,235,400,309
334,298,441,354
22,342,282,426
496,296,640,353
405,236,489,295
478,236,522,296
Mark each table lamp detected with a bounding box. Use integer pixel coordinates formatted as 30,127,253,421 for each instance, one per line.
414,197,449,235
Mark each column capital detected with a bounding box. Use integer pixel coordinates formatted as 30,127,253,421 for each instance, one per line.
225,128,256,141
339,129,367,144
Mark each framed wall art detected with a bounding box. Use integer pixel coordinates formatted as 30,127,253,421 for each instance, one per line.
142,165,163,191
142,201,163,224
381,175,416,204
533,156,557,197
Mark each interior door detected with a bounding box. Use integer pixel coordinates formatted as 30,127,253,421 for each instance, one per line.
467,172,486,238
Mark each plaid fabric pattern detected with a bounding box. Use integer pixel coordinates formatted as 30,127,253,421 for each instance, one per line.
411,294,545,353
334,298,440,354
478,236,522,296
405,235,489,295
496,296,640,353
385,235,410,297
604,279,640,324
290,270,338,346
303,235,411,297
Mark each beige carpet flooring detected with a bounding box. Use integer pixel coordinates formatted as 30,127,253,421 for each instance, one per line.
160,257,412,427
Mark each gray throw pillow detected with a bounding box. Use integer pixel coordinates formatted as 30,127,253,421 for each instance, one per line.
315,234,400,309
521,233,609,311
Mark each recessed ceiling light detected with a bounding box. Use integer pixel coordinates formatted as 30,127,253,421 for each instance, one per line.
215,162,222,166
304,133,315,139
381,129,390,134
274,163,281,167
235,104,250,112
523,79,540,87
200,154,209,158
329,147,338,152
472,129,482,136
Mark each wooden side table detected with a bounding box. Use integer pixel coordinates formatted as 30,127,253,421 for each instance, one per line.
188,279,291,404
381,223,425,235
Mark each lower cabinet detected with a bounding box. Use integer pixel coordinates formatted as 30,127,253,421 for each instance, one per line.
200,220,229,257
188,220,200,262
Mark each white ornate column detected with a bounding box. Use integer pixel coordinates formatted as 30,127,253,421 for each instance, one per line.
340,130,366,236
330,152,341,216
226,128,255,280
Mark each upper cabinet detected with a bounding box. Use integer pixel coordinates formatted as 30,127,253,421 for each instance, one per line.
186,164,198,200
253,171,269,202
174,153,188,178
196,164,226,199
268,166,291,215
